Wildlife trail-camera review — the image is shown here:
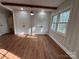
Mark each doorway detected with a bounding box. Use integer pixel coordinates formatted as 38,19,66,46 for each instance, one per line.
7,12,14,33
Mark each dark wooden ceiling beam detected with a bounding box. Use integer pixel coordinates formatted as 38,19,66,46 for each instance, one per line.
1,2,57,9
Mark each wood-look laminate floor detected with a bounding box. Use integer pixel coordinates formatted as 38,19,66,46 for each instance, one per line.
0,33,71,59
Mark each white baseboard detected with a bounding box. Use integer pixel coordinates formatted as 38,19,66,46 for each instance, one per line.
48,34,77,59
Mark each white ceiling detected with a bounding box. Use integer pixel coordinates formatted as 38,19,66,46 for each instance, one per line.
0,0,65,7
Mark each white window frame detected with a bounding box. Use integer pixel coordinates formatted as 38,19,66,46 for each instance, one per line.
51,9,70,36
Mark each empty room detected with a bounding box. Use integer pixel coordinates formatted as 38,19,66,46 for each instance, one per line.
0,0,79,59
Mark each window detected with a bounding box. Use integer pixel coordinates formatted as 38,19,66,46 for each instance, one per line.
52,10,70,34
57,10,70,33
51,15,58,31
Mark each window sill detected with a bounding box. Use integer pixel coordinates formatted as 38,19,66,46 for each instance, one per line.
53,30,66,37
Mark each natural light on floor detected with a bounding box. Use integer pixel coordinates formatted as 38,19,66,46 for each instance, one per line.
16,32,26,37
16,32,38,39
27,35,38,39
0,49,20,59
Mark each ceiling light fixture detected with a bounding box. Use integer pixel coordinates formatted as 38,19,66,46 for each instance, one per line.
21,8,23,10
30,11,34,16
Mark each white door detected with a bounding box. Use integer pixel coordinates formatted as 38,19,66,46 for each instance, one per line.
32,12,49,35
13,11,49,35
14,11,31,35
0,14,8,35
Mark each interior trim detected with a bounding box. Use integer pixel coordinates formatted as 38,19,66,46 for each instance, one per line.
1,2,57,10
48,34,77,59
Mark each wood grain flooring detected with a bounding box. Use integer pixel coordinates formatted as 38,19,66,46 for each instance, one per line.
0,33,71,59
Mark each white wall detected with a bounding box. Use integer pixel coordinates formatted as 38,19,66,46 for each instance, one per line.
0,6,10,35
48,0,79,59
13,10,51,35
66,0,79,58
49,0,72,46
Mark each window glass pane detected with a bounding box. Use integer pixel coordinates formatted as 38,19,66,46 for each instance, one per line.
51,15,58,31
57,24,67,33
51,24,57,31
52,15,58,23
59,10,70,22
